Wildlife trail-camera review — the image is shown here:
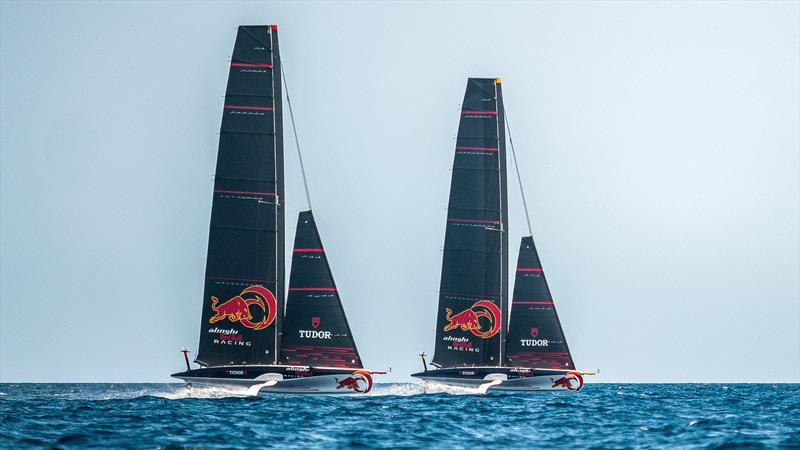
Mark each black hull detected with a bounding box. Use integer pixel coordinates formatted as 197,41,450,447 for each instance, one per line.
172,365,377,394
411,366,585,392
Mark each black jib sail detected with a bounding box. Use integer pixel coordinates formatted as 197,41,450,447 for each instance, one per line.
279,211,363,368
432,78,508,368
505,237,575,369
196,25,284,367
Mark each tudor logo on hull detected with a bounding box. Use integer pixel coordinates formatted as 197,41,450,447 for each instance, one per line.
209,285,277,330
443,300,501,339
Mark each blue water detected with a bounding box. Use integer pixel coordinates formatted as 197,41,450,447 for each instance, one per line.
0,383,798,448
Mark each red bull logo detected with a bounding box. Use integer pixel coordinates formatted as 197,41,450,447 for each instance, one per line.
209,285,277,331
443,300,501,339
335,370,373,393
551,371,584,391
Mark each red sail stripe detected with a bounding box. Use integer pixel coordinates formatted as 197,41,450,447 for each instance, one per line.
207,275,275,283
224,105,274,111
461,110,497,115
230,62,273,68
456,146,499,151
517,268,544,272
282,346,357,351
214,189,276,196
440,290,501,298
510,352,570,355
448,218,501,225
294,248,325,252
288,288,337,291
512,301,554,305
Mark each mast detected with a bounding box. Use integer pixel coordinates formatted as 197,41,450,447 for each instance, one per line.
279,211,363,368
432,78,505,368
271,25,285,365
195,25,283,367
496,79,509,365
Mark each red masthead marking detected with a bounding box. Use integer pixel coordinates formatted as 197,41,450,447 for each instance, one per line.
517,268,544,272
231,62,272,68
456,146,498,152
461,110,497,115
224,105,273,111
207,275,275,283
288,288,338,292
448,218,501,225
294,248,325,253
214,189,276,196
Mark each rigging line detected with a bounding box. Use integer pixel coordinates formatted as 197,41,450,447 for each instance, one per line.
503,106,534,237
280,62,313,210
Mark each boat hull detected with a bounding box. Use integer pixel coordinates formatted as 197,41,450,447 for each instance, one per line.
411,367,585,392
172,365,377,394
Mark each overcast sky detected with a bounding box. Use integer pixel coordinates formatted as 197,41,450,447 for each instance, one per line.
1,1,798,383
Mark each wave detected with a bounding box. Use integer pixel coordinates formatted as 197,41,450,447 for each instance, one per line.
146,384,261,400
367,382,485,397
146,382,485,399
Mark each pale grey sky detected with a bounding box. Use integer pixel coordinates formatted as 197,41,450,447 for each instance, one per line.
1,1,798,383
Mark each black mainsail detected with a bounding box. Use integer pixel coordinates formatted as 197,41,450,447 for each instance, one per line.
433,78,508,368
279,211,362,368
505,237,575,369
196,25,284,367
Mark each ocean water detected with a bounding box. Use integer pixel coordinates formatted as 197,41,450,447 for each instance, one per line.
0,383,798,449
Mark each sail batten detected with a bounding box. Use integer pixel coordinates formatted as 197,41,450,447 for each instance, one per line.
279,211,363,368
196,25,283,367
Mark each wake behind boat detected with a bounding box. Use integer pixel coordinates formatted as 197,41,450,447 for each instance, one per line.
171,25,382,394
411,78,593,392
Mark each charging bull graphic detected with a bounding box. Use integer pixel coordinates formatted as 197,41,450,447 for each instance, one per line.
209,285,277,331
443,300,501,339
551,371,584,391
335,370,373,393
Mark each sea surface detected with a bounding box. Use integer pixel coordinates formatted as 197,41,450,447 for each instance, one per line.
0,383,798,448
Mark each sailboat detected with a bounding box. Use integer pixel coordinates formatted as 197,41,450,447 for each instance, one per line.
411,78,594,392
172,25,382,394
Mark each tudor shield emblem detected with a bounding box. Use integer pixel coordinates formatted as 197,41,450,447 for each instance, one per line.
311,317,321,329
531,328,539,338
